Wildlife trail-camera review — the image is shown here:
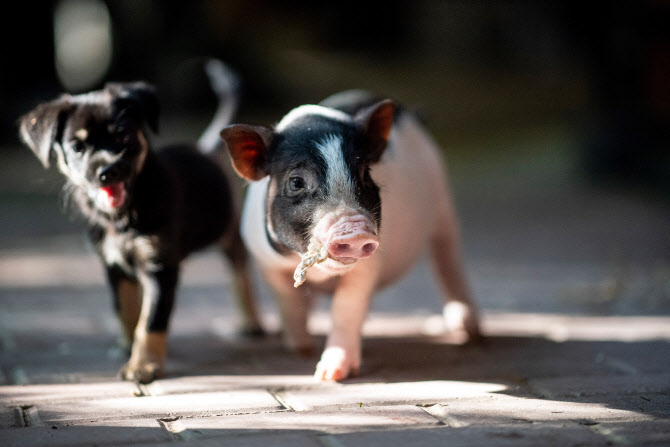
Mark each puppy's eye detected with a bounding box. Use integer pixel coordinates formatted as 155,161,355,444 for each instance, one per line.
71,140,86,153
116,131,132,145
289,176,306,191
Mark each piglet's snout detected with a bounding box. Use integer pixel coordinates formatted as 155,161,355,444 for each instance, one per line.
328,233,380,261
315,215,380,263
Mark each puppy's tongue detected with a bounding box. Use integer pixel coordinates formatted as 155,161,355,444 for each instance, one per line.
100,183,126,208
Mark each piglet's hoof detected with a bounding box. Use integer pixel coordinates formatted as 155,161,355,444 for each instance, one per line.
314,346,360,382
118,361,162,384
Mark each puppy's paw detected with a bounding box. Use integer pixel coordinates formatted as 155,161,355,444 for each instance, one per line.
237,323,267,339
118,360,162,384
443,301,482,343
314,346,360,382
120,332,166,384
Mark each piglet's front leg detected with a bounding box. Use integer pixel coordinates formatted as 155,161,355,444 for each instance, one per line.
314,263,378,381
119,267,177,384
264,267,315,356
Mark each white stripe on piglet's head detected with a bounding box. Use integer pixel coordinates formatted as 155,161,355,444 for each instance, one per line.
276,105,352,132
315,134,355,201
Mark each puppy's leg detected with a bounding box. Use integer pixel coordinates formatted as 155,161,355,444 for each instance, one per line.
106,266,141,352
263,267,315,356
430,188,481,341
119,266,178,383
221,231,265,337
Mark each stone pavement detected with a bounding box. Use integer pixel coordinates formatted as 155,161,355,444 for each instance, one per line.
1,140,670,446
2,247,670,447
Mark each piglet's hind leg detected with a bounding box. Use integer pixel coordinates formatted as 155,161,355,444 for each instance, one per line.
430,192,481,342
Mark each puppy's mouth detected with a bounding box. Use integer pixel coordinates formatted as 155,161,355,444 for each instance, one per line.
99,182,127,209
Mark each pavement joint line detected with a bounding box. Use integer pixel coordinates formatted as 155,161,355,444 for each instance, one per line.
35,408,291,426
14,406,25,428
20,405,43,427
417,403,464,427
268,389,300,411
157,417,191,442
40,408,288,427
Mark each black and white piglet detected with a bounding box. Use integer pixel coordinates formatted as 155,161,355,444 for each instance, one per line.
220,90,480,381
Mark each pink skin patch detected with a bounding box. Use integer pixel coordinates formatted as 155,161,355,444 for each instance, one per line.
313,212,380,266
99,183,126,209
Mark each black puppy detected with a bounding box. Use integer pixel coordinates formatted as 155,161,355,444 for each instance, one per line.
19,61,263,383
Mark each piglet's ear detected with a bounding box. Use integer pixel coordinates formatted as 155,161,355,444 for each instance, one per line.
220,124,274,181
19,97,72,168
355,99,394,163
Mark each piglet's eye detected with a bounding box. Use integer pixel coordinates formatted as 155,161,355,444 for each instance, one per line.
289,176,306,191
286,168,314,196
71,140,86,153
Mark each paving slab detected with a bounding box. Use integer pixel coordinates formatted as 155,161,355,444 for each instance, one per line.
329,423,610,447
561,393,670,420
34,390,283,424
0,418,171,447
594,420,670,446
0,407,20,429
145,374,317,396
172,405,441,436
355,336,643,382
422,394,655,427
275,380,520,411
529,372,670,398
0,382,138,406
125,431,324,447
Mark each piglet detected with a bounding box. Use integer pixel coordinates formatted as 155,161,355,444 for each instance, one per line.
220,90,480,381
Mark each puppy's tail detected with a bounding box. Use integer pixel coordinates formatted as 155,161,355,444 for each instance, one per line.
197,59,241,155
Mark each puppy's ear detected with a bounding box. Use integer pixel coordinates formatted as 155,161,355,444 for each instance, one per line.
354,99,395,163
19,97,73,168
106,82,160,133
220,124,274,181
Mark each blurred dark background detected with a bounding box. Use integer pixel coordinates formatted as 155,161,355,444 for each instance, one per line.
2,0,669,196
1,1,669,317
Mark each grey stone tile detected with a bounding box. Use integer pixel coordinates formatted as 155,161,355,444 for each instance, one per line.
422,394,655,427
276,380,519,411
173,405,440,436
358,336,619,383
0,418,170,447
529,372,670,398
146,374,316,396
0,407,20,429
35,390,283,423
0,382,138,405
595,420,670,445
561,393,670,420
330,423,610,447
122,431,323,447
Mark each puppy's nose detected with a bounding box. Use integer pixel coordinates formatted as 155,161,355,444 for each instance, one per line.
97,164,123,185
